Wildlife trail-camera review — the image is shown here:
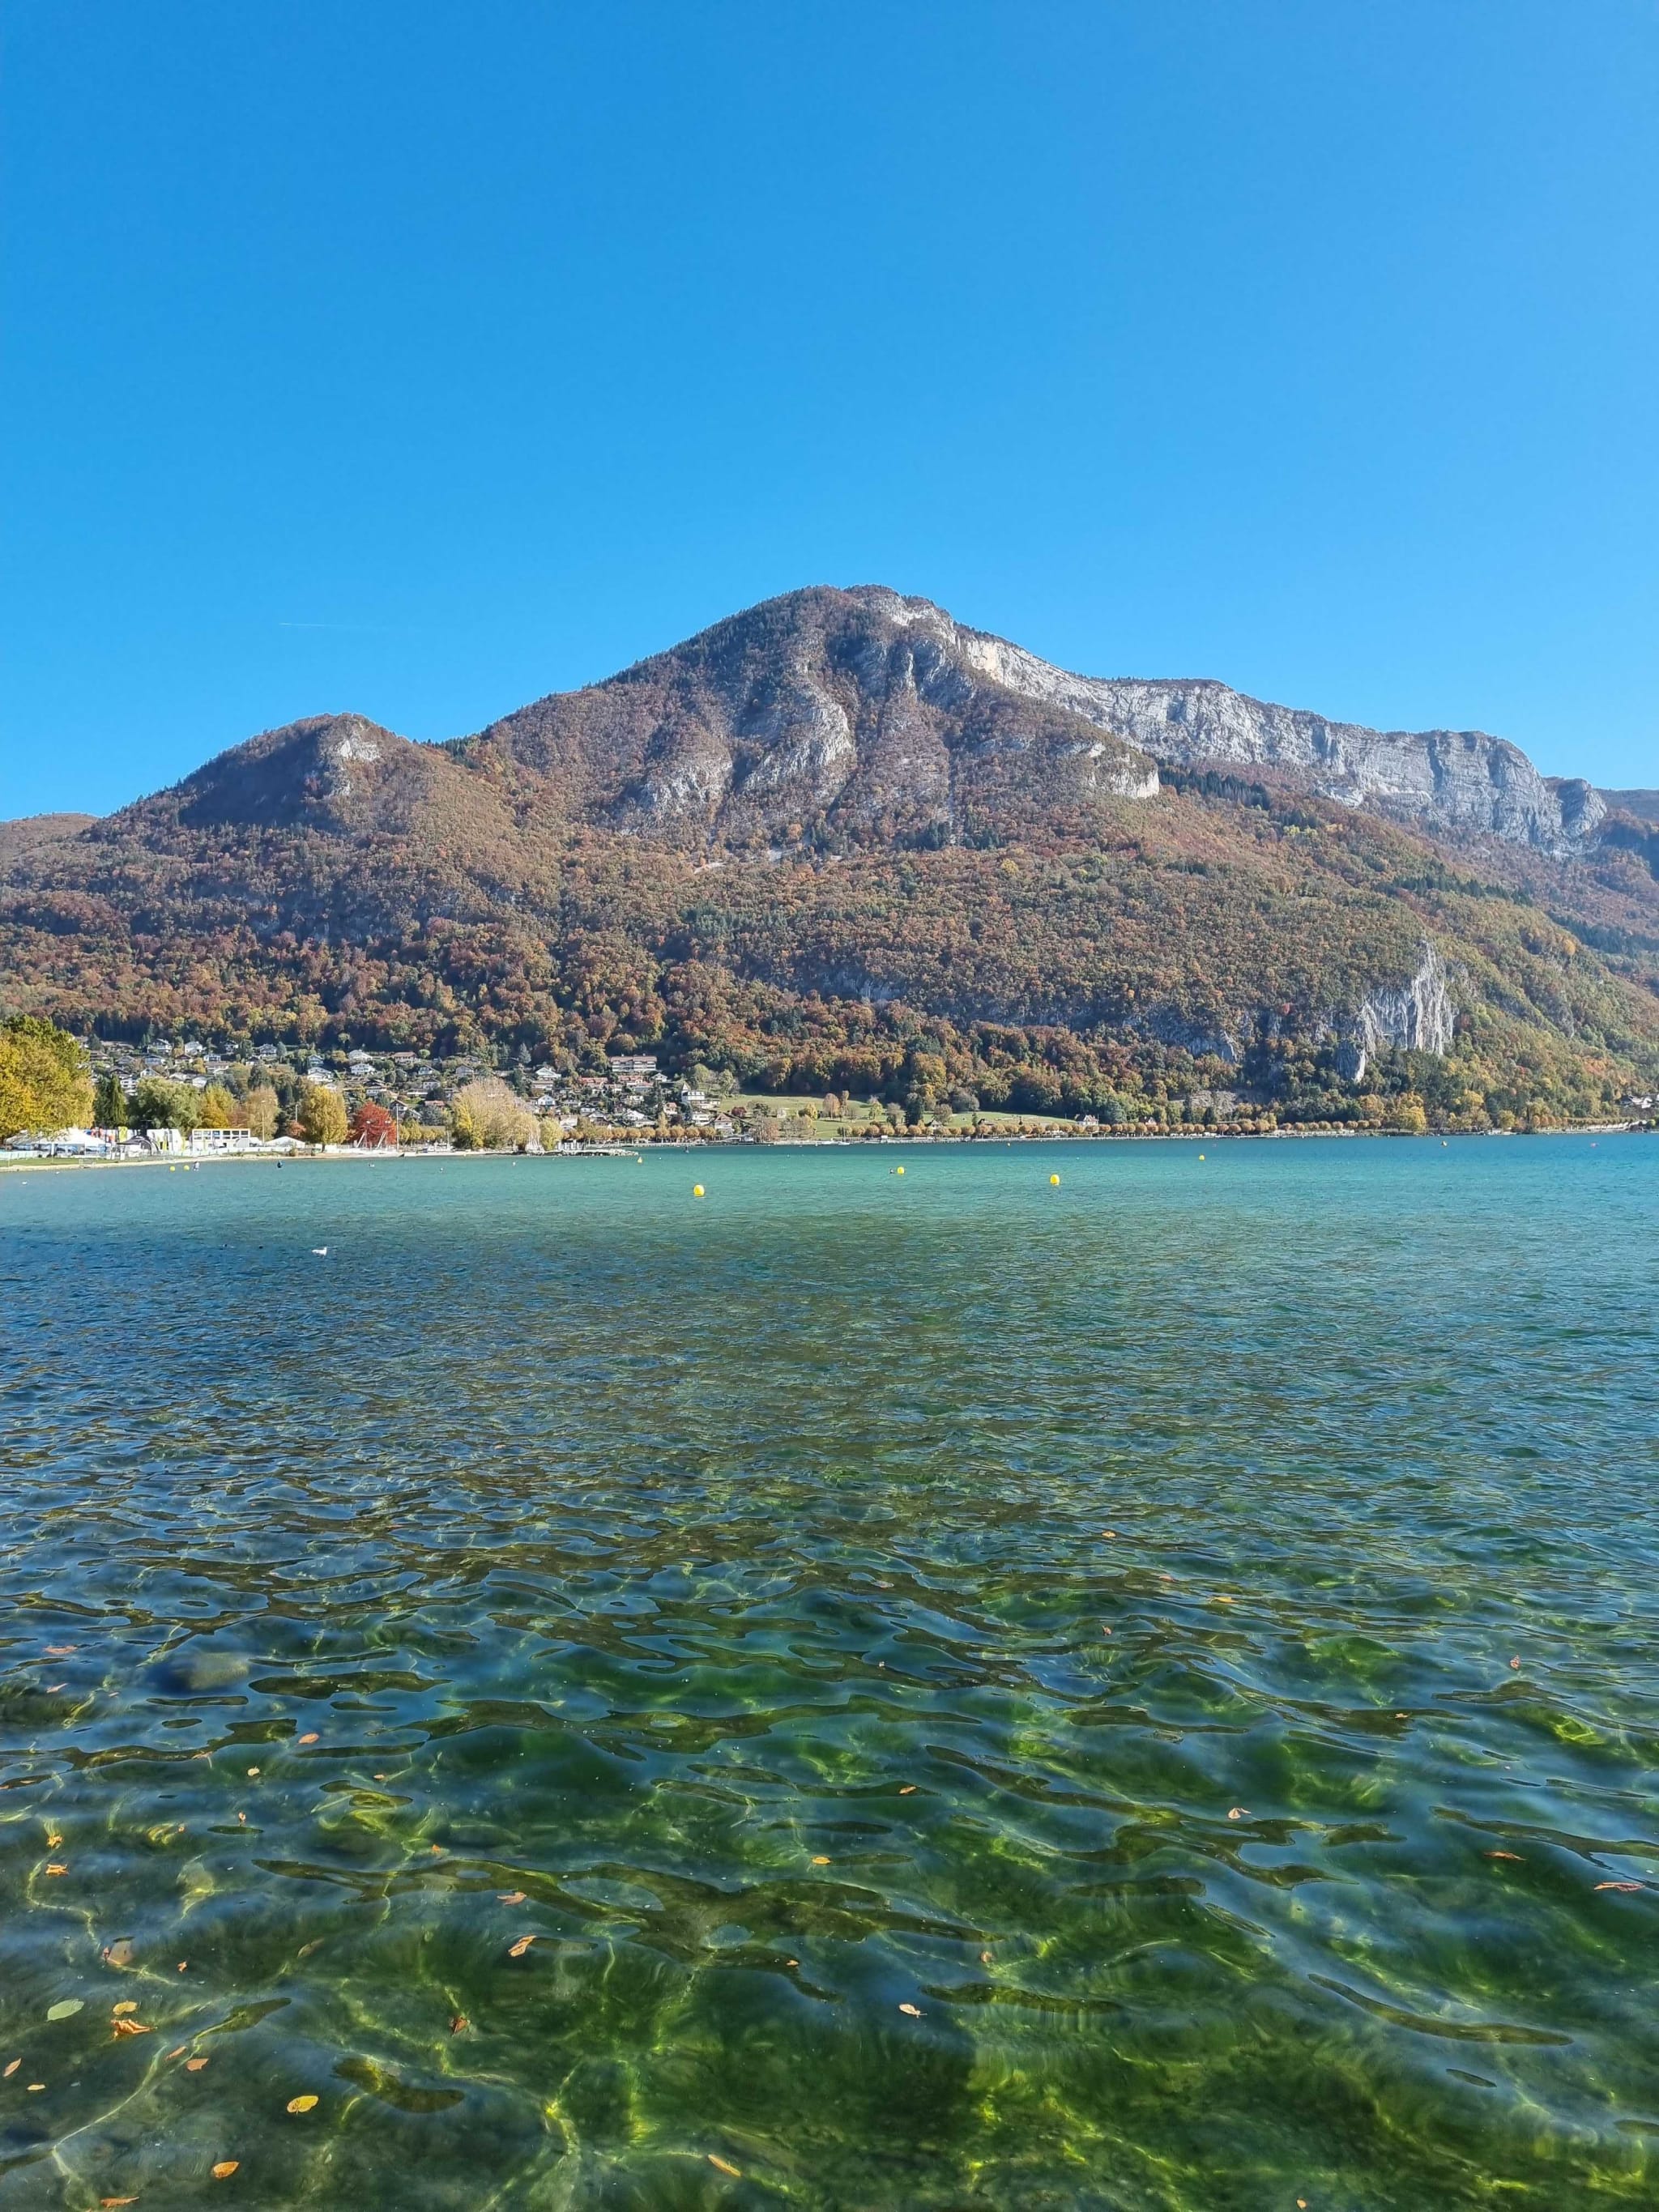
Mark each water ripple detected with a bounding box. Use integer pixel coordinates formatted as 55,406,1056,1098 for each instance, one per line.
1,1138,1657,2207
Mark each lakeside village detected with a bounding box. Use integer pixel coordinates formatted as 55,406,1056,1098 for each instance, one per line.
3,1019,1655,1161
6,1029,1304,1161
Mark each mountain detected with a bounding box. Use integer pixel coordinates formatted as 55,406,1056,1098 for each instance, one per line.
108,587,1604,856
2,586,1657,1127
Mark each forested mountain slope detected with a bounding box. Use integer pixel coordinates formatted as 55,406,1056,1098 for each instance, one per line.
2,588,1656,1126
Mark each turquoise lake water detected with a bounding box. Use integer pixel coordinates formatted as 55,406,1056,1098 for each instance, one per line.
2,1136,1657,2209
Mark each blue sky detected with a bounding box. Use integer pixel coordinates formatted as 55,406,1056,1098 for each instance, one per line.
3,1,1657,817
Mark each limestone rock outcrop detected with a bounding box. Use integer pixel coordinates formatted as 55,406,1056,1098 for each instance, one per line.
1328,944,1456,1080
846,589,1601,855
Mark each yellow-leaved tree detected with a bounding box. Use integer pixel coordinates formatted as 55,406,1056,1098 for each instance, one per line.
0,1016,92,1141
198,1083,237,1129
450,1076,534,1151
298,1082,348,1146
243,1085,279,1140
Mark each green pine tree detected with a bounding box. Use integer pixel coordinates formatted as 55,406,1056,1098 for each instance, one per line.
93,1072,126,1128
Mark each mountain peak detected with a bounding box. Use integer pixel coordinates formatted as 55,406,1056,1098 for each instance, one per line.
112,713,440,837
491,584,1599,855
473,585,1160,846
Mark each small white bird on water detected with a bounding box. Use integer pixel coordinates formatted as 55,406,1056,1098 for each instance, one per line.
311,1247,329,1256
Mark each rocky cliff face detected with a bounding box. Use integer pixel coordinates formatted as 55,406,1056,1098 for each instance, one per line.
1325,944,1456,1081
479,583,1601,855
833,589,1601,855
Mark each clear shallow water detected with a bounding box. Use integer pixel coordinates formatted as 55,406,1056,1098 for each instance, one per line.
2,1136,1657,2211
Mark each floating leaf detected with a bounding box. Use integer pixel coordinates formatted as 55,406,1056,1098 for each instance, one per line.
1486,1850,1523,1861
448,2015,468,2035
286,2093,318,2114
246,1767,260,1778
101,2197,139,2206
45,1864,67,1876
103,1941,135,1968
707,2154,742,2177
1595,1880,1644,1892
113,2001,138,2017
166,2045,186,2060
1226,1809,1247,1822
45,2001,83,2022
898,1785,916,1796
507,1935,535,1958
211,2160,239,2179
186,2056,209,2071
44,1646,76,1658
811,1856,830,1865
497,1890,526,1905
898,2001,922,2018
296,1733,319,1745
46,1833,62,1848
113,2018,152,2038
2,2061,17,2078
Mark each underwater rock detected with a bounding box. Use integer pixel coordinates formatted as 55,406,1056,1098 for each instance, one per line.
149,1646,251,1694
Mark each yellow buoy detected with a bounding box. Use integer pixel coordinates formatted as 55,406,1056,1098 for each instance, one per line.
1197,1153,1205,1161
693,1184,705,1197
1050,1173,1060,1186
895,1165,904,1175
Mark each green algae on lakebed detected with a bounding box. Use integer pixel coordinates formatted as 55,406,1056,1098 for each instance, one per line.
1,1136,1657,2208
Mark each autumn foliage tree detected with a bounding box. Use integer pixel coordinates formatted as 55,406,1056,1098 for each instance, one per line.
298,1082,348,1145
450,1076,534,1150
198,1082,237,1128
349,1100,397,1148
0,1015,92,1140
243,1085,279,1139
